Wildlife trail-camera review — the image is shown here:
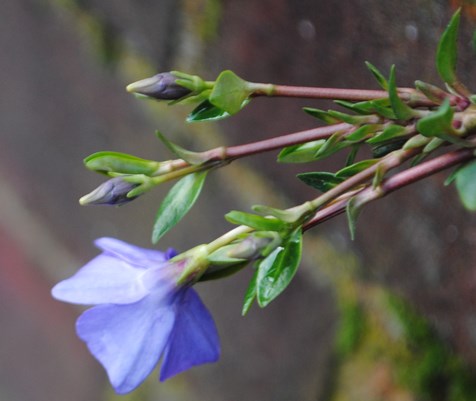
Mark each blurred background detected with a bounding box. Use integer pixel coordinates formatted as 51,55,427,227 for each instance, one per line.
2,0,476,400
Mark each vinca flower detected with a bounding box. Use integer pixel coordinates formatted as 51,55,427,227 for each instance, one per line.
52,237,220,394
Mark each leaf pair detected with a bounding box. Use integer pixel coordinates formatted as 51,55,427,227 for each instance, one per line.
188,70,253,122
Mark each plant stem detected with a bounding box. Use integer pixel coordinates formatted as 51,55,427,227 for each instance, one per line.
303,148,474,231
306,148,419,211
221,123,351,159
252,84,435,107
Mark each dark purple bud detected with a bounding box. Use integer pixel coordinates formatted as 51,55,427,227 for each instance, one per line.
79,177,139,206
126,73,191,100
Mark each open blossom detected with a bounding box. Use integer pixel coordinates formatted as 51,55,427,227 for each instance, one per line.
51,237,220,394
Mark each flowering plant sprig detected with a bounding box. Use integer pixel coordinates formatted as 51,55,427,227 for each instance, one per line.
53,9,476,394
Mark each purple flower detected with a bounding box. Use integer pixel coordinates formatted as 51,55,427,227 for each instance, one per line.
52,237,220,394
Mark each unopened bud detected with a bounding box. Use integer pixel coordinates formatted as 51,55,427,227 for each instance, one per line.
126,72,191,100
227,234,276,260
79,177,138,206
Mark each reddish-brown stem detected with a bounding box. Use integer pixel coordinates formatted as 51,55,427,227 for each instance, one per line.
254,84,436,107
303,148,474,232
202,123,351,161
269,85,392,101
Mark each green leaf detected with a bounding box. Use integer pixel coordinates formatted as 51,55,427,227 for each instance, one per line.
366,124,407,144
372,139,407,158
345,145,360,166
152,171,207,243
336,159,379,179
156,131,207,165
346,124,382,143
346,196,362,240
414,80,448,104
315,131,349,159
455,159,476,211
422,137,445,153
297,172,344,192
369,99,396,119
277,140,325,163
365,61,388,90
303,107,340,124
388,65,414,120
334,100,374,115
209,70,252,114
187,100,230,122
200,260,248,281
84,151,159,175
416,99,455,137
242,267,258,315
225,210,286,231
436,9,461,85
256,228,303,307
327,110,368,124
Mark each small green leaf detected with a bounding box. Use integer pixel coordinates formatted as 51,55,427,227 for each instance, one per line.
327,110,369,124
297,172,344,192
156,131,207,165
187,100,230,122
366,124,407,144
346,124,382,143
252,205,298,223
402,134,430,150
277,140,325,163
303,107,340,124
346,197,362,240
84,151,159,175
200,260,248,281
315,131,349,159
242,267,258,315
209,70,252,114
152,171,208,243
365,61,388,90
345,145,360,166
422,137,445,153
336,159,379,179
455,159,476,211
436,9,461,85
388,65,414,120
256,228,302,307
207,245,247,266
372,139,407,158
334,100,373,115
416,99,455,137
444,166,461,186
369,99,396,119
414,80,448,103
225,210,286,231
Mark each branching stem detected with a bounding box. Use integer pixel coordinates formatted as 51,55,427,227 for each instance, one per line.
303,147,474,231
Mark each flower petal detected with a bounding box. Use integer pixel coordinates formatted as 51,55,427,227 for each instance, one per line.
95,237,175,268
76,295,175,394
51,253,149,305
160,288,220,381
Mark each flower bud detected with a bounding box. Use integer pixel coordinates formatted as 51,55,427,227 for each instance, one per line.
79,177,138,206
126,72,191,100
227,234,278,260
